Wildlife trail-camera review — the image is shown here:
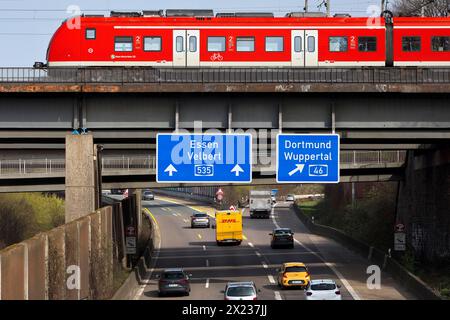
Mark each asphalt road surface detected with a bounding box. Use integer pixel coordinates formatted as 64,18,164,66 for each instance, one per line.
138,198,415,300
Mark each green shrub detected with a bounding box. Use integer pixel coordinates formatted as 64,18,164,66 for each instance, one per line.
0,193,64,249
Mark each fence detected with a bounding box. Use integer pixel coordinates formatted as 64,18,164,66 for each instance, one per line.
0,151,406,177
1,67,450,84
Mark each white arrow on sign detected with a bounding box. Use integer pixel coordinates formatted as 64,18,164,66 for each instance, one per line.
231,164,244,177
288,164,305,176
164,164,178,177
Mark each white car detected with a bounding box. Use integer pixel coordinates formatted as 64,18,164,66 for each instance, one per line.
224,282,260,300
305,279,342,300
286,194,295,202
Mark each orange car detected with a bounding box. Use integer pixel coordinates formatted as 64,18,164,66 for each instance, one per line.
277,262,311,289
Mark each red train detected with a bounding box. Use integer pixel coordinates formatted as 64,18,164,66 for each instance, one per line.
44,10,450,68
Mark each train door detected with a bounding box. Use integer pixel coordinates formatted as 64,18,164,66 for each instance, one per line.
291,30,318,67
186,30,200,67
291,30,305,67
173,30,186,67
172,30,200,67
305,30,318,67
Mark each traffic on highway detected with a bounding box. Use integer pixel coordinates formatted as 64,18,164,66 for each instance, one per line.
134,194,413,301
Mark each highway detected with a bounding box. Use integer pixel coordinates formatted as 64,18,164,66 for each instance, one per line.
138,197,416,300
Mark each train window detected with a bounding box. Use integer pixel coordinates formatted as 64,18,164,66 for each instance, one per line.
85,29,96,40
294,36,302,52
402,37,421,52
329,37,348,52
115,36,133,52
144,37,162,52
307,36,315,52
189,36,197,52
176,36,184,52
358,37,377,52
208,37,226,52
432,36,450,52
236,37,255,52
265,37,284,52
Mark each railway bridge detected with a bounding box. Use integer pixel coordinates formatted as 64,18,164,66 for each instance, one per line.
0,66,449,266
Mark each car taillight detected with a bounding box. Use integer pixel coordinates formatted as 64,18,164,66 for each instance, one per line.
253,297,257,300
335,290,341,295
306,292,313,296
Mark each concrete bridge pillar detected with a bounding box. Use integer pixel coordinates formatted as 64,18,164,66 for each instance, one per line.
65,134,98,223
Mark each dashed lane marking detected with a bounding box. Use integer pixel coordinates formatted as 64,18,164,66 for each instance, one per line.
205,279,210,289
248,242,254,248
197,234,202,240
206,259,210,267
273,205,361,300
262,262,268,269
274,291,282,300
255,251,262,257
267,275,276,284
203,245,206,251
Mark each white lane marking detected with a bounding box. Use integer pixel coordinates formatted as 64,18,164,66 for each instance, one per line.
255,251,261,257
268,275,276,284
274,207,361,300
203,245,206,251
262,262,268,269
134,209,161,300
274,291,282,300
205,278,210,289
183,219,189,223
206,259,210,267
248,242,254,248
172,213,177,216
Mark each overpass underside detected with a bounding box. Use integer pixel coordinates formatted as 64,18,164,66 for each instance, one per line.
0,68,449,191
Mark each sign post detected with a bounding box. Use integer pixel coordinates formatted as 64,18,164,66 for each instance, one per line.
157,133,252,183
277,134,340,183
394,223,406,251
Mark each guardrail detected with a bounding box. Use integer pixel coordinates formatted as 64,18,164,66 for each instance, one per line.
0,151,406,177
292,204,442,300
1,67,450,84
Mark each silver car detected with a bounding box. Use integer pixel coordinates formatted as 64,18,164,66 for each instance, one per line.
224,282,260,300
286,194,295,202
191,212,210,228
305,279,342,300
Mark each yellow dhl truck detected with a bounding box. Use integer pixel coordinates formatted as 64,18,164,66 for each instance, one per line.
215,210,243,246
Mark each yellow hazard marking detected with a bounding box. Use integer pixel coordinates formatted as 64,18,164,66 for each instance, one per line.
144,208,158,228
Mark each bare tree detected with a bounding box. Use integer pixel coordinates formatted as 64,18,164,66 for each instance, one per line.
392,0,450,17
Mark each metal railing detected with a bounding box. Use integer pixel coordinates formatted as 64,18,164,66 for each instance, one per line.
1,67,450,84
0,151,406,177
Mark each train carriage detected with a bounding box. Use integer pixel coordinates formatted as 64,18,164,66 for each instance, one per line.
44,10,450,68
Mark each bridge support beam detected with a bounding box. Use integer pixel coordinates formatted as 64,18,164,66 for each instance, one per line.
65,134,98,223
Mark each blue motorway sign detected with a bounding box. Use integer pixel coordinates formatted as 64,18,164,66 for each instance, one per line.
277,134,340,183
157,133,252,183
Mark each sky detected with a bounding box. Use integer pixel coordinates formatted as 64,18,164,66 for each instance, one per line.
0,0,386,66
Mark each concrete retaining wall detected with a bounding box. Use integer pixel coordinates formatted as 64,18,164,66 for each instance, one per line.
293,204,442,300
0,206,113,300
112,209,157,300
153,189,215,204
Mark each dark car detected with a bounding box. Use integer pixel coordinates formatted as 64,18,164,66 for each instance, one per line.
142,190,155,201
270,228,294,249
111,189,125,195
157,268,191,297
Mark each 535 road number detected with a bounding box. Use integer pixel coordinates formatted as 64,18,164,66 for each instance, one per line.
226,305,267,317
